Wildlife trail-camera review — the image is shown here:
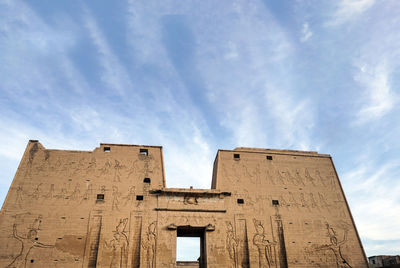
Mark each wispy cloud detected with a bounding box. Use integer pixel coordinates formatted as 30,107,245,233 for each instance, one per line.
354,62,398,124
83,7,133,96
327,0,376,26
300,22,312,42
264,83,315,150
343,160,400,254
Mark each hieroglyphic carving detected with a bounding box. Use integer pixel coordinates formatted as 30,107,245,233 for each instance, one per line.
127,159,140,180
69,183,81,201
142,221,157,268
42,184,55,199
294,169,305,186
267,168,341,189
100,185,106,194
104,218,129,268
143,156,160,178
15,185,24,208
253,219,276,268
265,170,275,185
31,183,42,200
327,171,337,189
71,157,86,176
299,193,308,208
284,170,298,186
87,157,97,174
123,186,136,206
308,193,317,208
7,216,54,267
52,158,62,173
310,223,352,268
30,215,42,231
305,168,316,186
318,192,330,209
275,170,286,185
81,183,93,203
278,195,288,207
55,183,68,200
288,192,299,208
112,186,121,211
99,160,112,177
183,195,198,205
250,163,261,185
226,221,238,268
114,160,125,182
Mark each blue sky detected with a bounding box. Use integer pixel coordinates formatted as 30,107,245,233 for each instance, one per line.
1,0,400,257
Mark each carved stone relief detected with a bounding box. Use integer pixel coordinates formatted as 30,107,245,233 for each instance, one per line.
113,160,125,182
112,186,121,211
226,221,238,268
104,218,129,268
252,219,277,268
0,143,367,268
183,195,198,205
122,186,136,206
142,221,157,268
307,223,352,268
6,215,54,267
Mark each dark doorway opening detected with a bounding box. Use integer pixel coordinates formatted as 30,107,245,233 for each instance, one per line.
176,226,206,268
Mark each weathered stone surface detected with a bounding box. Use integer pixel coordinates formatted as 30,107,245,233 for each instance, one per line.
0,140,368,267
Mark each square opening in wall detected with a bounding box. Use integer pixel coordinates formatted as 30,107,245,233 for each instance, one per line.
136,195,144,201
234,154,240,160
104,147,111,152
144,178,151,183
266,155,273,160
140,149,148,156
97,194,104,200
237,198,244,204
272,200,279,206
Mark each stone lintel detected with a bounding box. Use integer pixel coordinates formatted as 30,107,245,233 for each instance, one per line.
150,188,231,197
154,208,226,213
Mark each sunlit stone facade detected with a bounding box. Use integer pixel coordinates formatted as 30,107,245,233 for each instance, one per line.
0,140,368,267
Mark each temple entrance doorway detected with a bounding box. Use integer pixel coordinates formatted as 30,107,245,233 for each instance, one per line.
176,226,206,268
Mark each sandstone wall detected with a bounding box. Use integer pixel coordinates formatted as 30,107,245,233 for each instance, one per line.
0,141,368,268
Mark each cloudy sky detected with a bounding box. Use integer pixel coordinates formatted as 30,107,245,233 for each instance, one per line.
1,0,400,257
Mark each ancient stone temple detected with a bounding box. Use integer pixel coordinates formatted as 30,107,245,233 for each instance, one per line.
0,140,368,267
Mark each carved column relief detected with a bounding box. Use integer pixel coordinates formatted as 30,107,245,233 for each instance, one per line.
83,215,102,268
141,221,157,268
226,221,238,268
235,218,250,268
129,214,142,268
